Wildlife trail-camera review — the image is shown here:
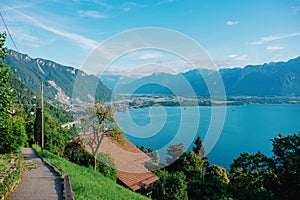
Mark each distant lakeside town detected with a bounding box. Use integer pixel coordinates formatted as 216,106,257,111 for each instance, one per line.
111,95,300,111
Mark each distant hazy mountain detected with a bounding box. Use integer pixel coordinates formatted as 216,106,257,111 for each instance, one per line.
220,58,300,96
101,57,300,97
99,74,137,91
4,50,112,104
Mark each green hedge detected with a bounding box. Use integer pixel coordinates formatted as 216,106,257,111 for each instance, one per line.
0,152,22,199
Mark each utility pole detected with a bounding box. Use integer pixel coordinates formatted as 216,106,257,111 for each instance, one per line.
41,82,44,152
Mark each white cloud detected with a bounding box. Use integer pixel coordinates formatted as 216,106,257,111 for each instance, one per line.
234,54,247,61
15,10,98,49
227,54,247,61
266,45,284,51
78,10,108,18
228,54,248,61
226,21,239,26
121,1,147,12
139,52,162,60
250,32,300,45
228,54,238,58
0,1,41,12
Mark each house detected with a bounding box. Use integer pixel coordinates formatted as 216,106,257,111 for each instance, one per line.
78,133,159,193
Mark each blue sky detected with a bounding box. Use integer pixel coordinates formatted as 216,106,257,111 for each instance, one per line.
0,0,300,74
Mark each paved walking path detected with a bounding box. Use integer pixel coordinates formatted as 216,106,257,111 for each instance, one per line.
9,148,62,200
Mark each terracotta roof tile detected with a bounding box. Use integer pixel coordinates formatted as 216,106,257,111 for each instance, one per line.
117,171,159,191
79,133,159,191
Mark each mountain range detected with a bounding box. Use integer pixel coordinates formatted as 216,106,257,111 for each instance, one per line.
101,57,300,97
4,49,300,105
4,50,112,105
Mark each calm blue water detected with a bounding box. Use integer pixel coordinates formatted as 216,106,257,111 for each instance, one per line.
115,104,300,169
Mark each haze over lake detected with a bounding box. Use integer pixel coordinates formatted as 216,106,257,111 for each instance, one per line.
115,104,300,169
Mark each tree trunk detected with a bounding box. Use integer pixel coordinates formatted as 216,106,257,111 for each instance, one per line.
94,155,97,171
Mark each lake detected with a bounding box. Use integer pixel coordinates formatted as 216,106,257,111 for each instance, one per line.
115,104,300,169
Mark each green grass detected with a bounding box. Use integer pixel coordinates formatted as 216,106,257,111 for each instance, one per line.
0,154,15,172
33,146,149,200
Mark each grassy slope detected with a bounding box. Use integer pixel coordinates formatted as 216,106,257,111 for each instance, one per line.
33,147,149,200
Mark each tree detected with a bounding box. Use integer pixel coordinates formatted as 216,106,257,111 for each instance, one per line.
229,152,276,199
139,146,160,164
44,112,69,156
153,170,188,200
0,115,27,153
0,32,18,153
0,33,14,117
203,165,230,199
192,135,206,158
33,108,42,145
139,146,161,171
165,143,184,165
34,108,69,156
187,165,230,200
78,100,117,171
271,133,300,199
64,140,117,181
167,151,209,180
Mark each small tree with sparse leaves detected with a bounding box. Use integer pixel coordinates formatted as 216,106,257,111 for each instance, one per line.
78,100,121,171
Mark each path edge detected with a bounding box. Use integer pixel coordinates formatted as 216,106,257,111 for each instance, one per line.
0,152,23,200
34,149,74,200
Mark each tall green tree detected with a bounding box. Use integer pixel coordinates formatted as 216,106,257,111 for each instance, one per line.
153,170,188,200
44,112,69,157
139,146,160,164
167,151,209,180
188,164,230,200
229,152,276,199
0,32,19,153
0,33,14,117
165,143,184,164
34,108,69,156
33,108,42,145
192,135,206,158
271,133,300,199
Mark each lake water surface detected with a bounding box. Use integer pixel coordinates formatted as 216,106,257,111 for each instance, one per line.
115,104,300,169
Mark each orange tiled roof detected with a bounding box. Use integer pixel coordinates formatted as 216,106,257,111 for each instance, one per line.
79,133,159,191
118,171,159,191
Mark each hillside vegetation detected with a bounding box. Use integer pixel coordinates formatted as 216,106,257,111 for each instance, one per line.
34,146,149,200
4,49,112,104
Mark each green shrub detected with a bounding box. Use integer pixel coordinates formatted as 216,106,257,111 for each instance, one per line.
0,154,14,172
0,152,22,199
96,153,116,181
64,141,117,181
153,170,188,200
0,116,27,153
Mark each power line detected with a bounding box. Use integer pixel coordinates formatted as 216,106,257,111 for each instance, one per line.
0,12,19,52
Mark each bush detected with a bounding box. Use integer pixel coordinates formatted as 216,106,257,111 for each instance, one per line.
152,170,188,200
34,111,69,156
96,153,117,181
0,152,22,199
64,141,117,181
0,116,27,153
